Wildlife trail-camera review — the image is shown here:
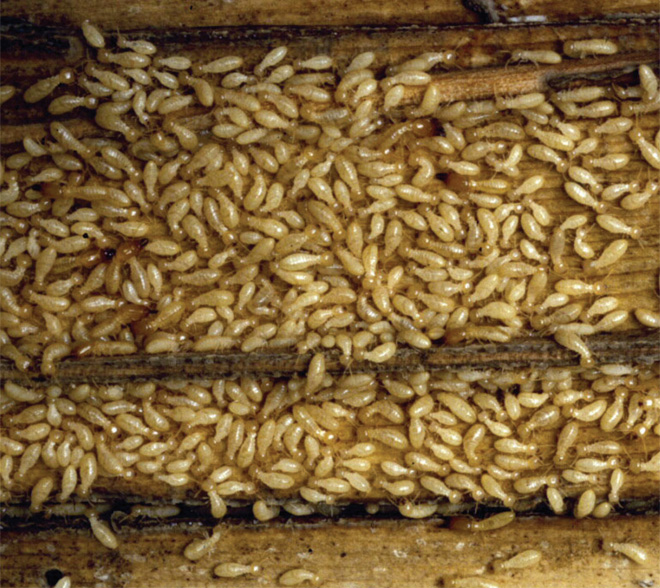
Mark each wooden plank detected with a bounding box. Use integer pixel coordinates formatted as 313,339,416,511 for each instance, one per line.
1,515,658,588
0,0,478,30
1,0,658,31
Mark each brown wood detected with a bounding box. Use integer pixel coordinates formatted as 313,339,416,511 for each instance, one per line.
499,0,660,22
1,15,659,588
1,0,659,30
1,515,658,588
1,332,658,385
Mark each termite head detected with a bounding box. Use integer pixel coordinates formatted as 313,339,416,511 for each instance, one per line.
444,328,467,345
116,238,148,262
42,182,63,199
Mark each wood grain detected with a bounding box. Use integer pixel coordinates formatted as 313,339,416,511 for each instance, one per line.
1,332,658,385
0,11,659,588
1,0,659,31
1,515,658,588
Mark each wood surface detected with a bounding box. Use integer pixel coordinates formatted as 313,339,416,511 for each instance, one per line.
1,0,659,30
1,515,659,587
1,15,659,588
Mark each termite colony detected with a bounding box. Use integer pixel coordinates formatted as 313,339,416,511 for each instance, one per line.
0,28,659,370
1,365,659,526
0,21,659,568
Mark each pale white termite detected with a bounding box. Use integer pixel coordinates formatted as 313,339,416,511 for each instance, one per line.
492,549,542,572
481,474,515,508
630,128,660,169
253,500,280,522
214,562,262,578
87,510,119,549
585,240,628,271
592,502,614,518
564,182,605,212
638,64,659,99
590,153,631,171
399,502,438,519
635,308,660,328
52,577,72,588
594,117,633,135
465,511,515,532
603,541,649,565
511,49,562,64
563,39,618,57
528,145,568,172
278,568,322,586
608,469,625,504
621,180,659,210
547,487,566,514
513,474,559,494
184,526,223,561
574,489,597,518
0,85,16,105
596,215,641,239
23,69,75,103
568,166,602,193
630,451,660,473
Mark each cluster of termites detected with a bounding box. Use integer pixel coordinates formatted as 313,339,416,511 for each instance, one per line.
1,364,658,533
0,23,659,583
0,24,658,374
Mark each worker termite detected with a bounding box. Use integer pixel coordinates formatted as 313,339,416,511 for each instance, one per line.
279,569,322,586
23,69,75,103
510,49,562,64
563,39,618,57
87,509,119,549
450,511,516,532
574,489,597,518
589,153,631,171
608,468,625,504
630,451,660,474
596,215,642,239
546,487,566,514
399,502,438,519
492,549,542,572
603,541,649,565
214,562,262,578
481,474,515,508
184,525,223,561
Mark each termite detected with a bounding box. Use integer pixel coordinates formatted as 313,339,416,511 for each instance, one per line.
563,39,618,57
603,541,649,565
214,562,262,578
184,525,223,561
492,549,542,572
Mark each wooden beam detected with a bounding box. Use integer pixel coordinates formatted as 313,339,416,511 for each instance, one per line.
1,515,658,588
1,0,659,31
